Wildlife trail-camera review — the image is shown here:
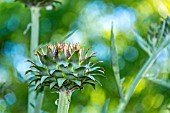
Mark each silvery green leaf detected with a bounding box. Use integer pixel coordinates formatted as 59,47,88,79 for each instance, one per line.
27,77,39,86
40,76,50,84
67,50,79,64
25,70,39,75
59,64,72,74
72,80,81,86
91,61,103,67
86,70,104,75
57,78,66,87
65,74,77,80
81,56,95,66
74,66,86,76
90,74,104,77
52,70,63,77
82,81,95,89
132,30,152,55
50,82,58,89
90,67,104,72
35,81,41,90
87,75,96,81
96,80,102,86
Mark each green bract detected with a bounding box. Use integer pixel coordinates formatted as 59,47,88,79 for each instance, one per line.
147,17,170,50
15,0,61,8
25,43,104,92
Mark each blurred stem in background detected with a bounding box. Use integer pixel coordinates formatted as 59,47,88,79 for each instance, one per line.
28,7,44,113
115,19,170,113
116,49,161,113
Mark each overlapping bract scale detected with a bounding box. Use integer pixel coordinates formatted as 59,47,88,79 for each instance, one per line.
15,0,61,8
25,43,104,92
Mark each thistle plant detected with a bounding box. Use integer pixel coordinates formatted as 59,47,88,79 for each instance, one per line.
15,0,61,8
14,0,61,113
110,17,170,113
25,43,104,113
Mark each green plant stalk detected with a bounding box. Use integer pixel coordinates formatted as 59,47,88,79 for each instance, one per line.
57,90,72,113
146,78,170,88
110,23,123,100
116,36,170,113
28,7,44,113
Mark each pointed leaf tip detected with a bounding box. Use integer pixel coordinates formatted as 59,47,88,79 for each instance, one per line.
57,78,66,87
40,76,50,84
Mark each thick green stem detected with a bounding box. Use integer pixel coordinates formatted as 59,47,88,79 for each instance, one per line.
30,7,40,59
57,90,72,113
28,7,44,113
115,37,170,113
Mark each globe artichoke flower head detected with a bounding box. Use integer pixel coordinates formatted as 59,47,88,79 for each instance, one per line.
26,43,104,93
15,0,61,8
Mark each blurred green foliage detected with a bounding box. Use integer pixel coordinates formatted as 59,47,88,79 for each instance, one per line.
0,0,170,113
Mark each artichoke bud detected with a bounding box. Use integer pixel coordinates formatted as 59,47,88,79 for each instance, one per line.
15,0,62,8
25,43,104,92
147,17,170,50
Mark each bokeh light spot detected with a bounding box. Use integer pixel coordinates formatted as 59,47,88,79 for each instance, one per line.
124,46,138,62
7,15,20,31
4,92,16,105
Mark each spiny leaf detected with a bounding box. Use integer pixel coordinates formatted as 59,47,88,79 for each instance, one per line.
80,56,95,66
35,81,41,90
47,46,54,58
29,65,45,72
72,80,81,86
65,74,77,80
27,77,39,85
25,70,39,75
87,75,96,81
52,70,63,78
96,80,102,86
43,55,56,66
57,78,66,87
25,60,37,66
91,61,103,67
82,81,95,89
86,70,104,75
67,50,79,63
59,64,72,74
36,51,45,64
40,76,50,84
90,67,104,72
74,66,86,76
58,49,67,61
90,74,105,77
50,82,58,89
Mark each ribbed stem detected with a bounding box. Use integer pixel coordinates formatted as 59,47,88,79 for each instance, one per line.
30,7,39,59
57,90,72,113
28,7,44,113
